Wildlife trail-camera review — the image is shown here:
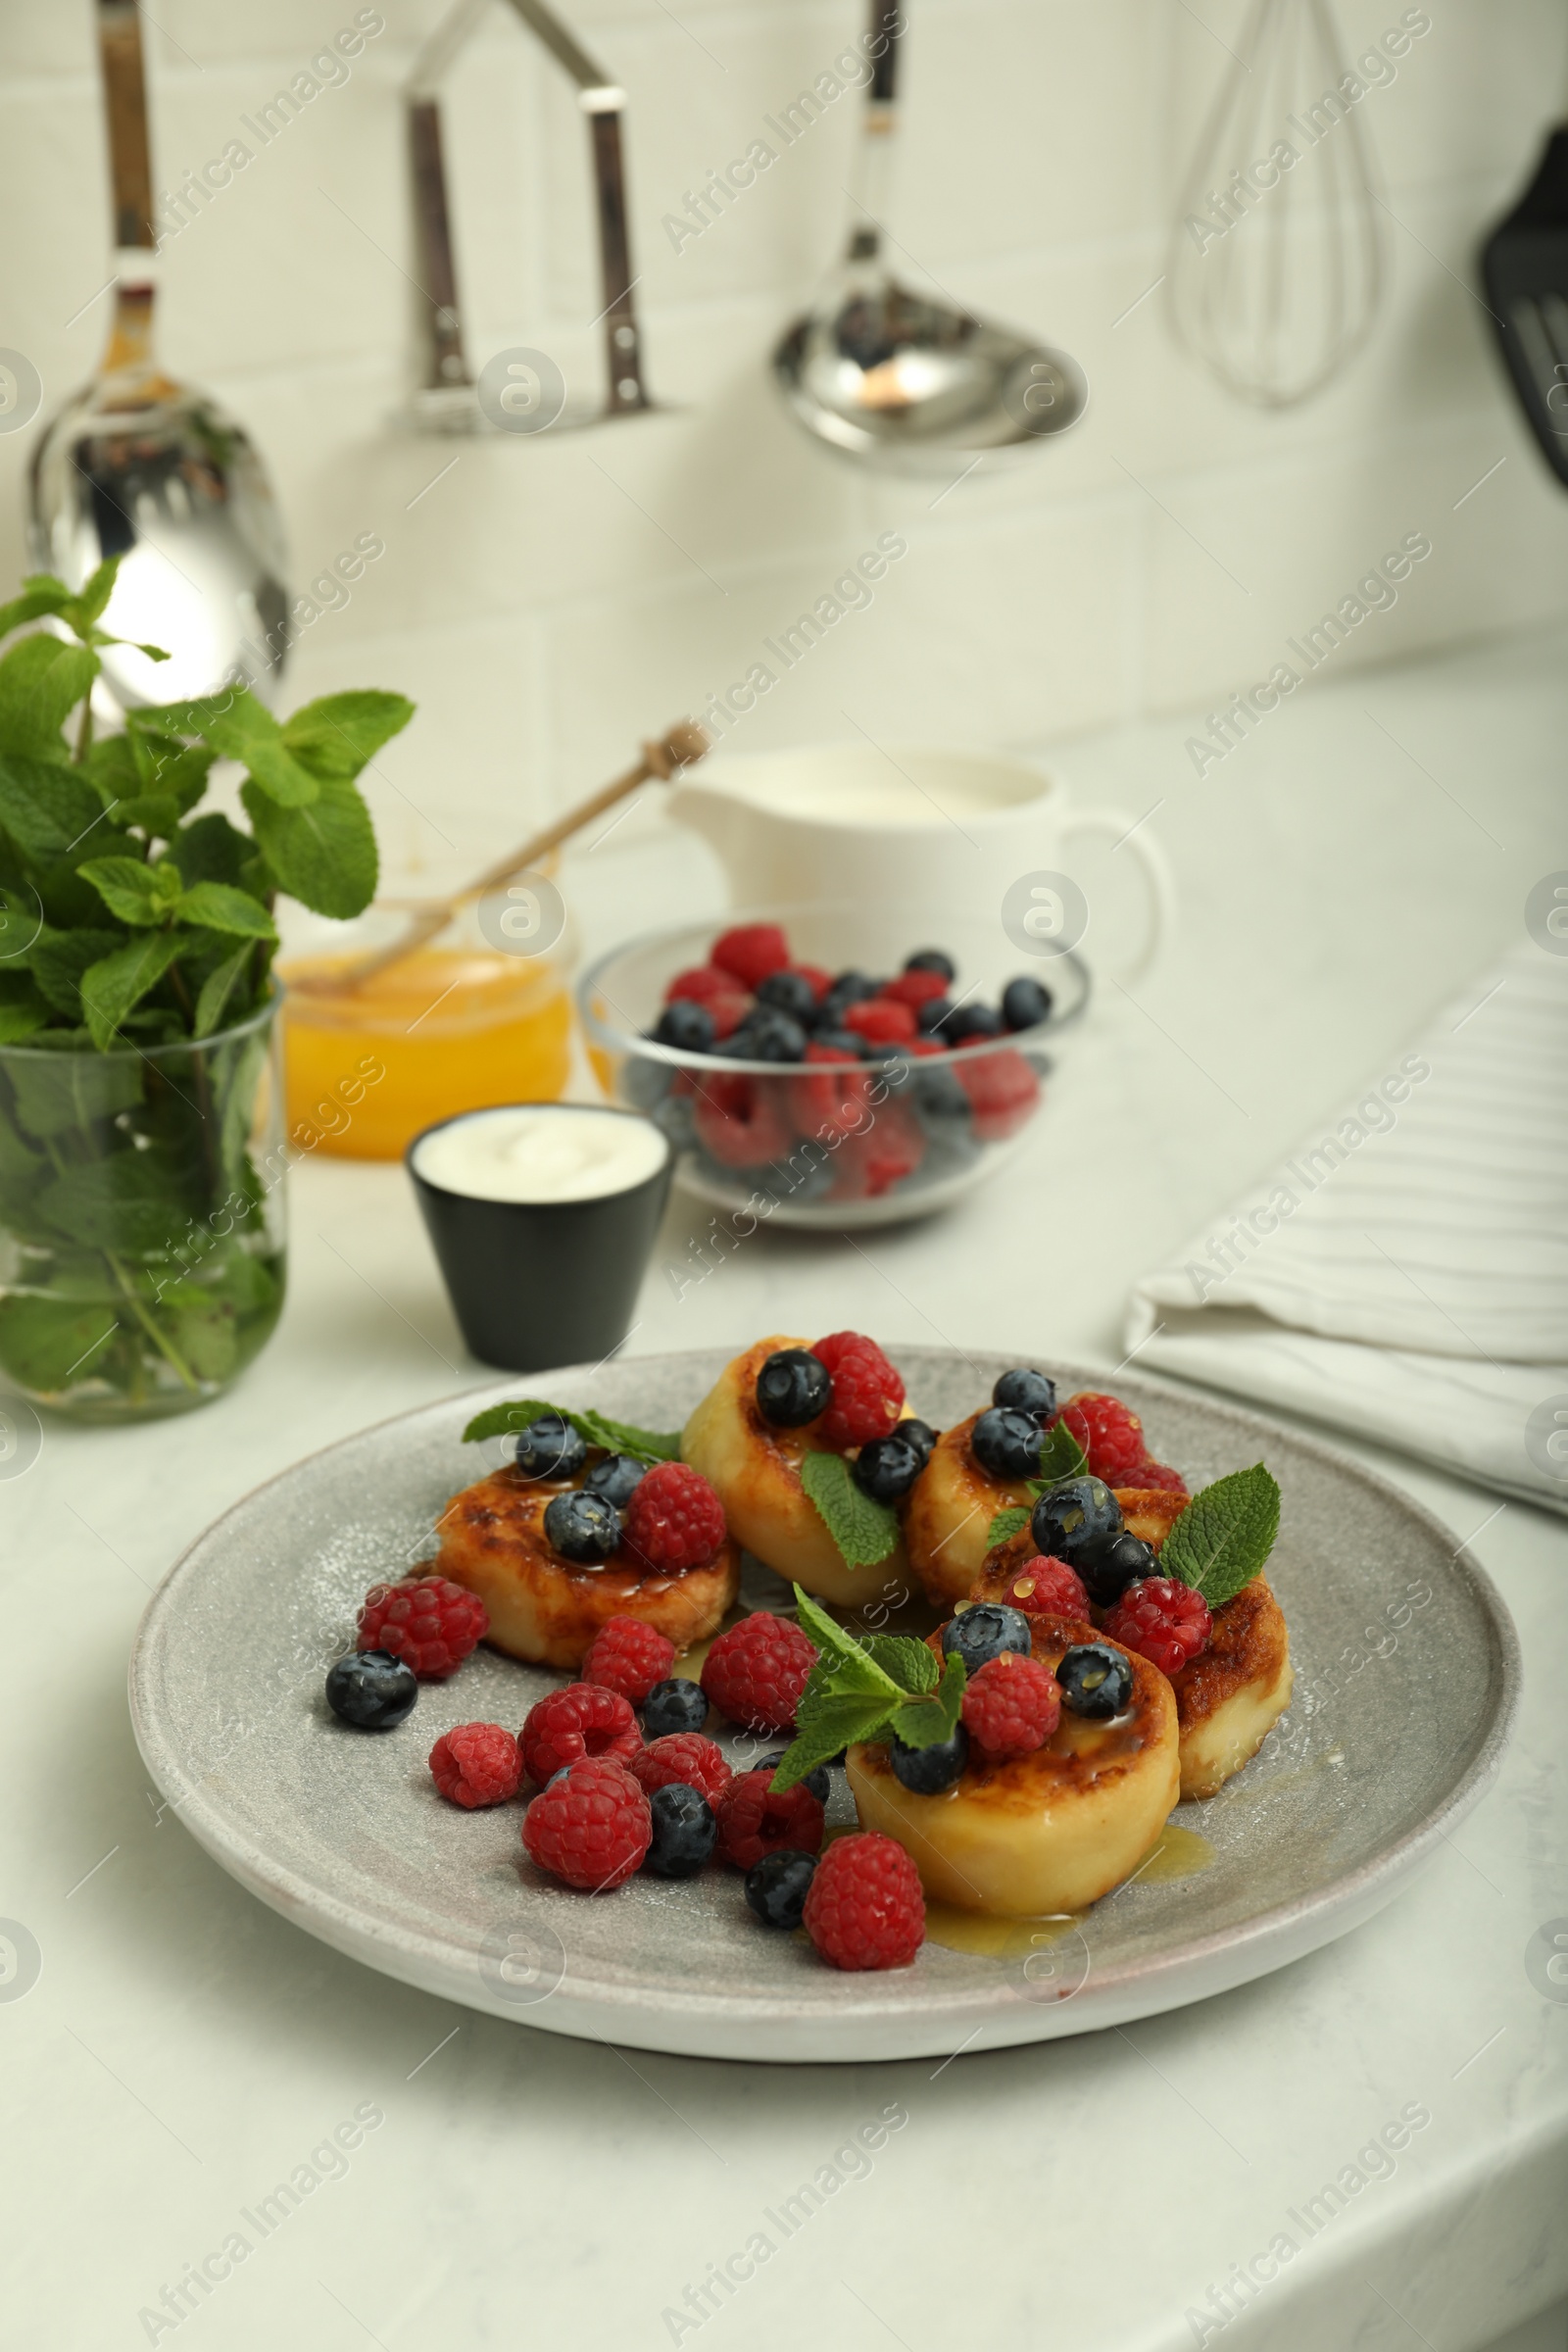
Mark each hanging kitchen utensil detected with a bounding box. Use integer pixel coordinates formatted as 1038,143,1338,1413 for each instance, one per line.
405,0,655,435
28,1,289,708
1480,122,1568,490
771,0,1086,473
1165,0,1384,408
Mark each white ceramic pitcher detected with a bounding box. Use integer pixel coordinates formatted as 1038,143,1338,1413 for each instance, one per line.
668,743,1173,980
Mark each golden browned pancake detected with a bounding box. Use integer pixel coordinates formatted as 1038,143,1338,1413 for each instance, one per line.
1169,1576,1293,1799
435,1468,739,1670
679,1335,911,1608
846,1617,1179,1916
903,1412,1032,1609
1112,1487,1191,1551
963,1525,1292,1800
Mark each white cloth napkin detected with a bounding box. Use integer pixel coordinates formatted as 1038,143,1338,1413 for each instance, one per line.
1124,940,1568,1513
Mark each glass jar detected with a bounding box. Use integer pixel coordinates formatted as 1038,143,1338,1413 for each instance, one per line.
0,995,286,1420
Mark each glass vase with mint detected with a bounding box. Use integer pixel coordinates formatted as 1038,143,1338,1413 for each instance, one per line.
0,562,410,1419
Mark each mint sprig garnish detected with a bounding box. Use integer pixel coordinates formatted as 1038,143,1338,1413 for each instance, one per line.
462,1396,680,1460
1160,1462,1280,1607
799,1448,899,1567
982,1422,1089,1551
769,1586,966,1789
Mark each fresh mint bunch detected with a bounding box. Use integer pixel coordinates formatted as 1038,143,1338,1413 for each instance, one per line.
767,1587,966,1790
1159,1463,1280,1606
0,559,411,1051
463,1396,681,1461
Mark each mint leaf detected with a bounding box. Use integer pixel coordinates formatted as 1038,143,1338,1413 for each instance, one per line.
799,1448,899,1568
859,1633,938,1694
460,1396,680,1460
1160,1462,1280,1607
28,928,123,1018
768,1694,895,1790
0,636,97,754
791,1586,898,1694
0,751,105,860
0,577,75,638
890,1652,967,1749
1036,1418,1089,1483
194,943,255,1039
241,774,376,918
66,559,120,630
182,688,321,808
78,857,165,927
282,690,414,782
79,932,187,1050
174,882,276,941
986,1503,1032,1550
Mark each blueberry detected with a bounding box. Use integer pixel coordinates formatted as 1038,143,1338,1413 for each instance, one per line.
623,1054,672,1111
826,969,880,1007
652,1000,715,1052
916,995,956,1035
945,1004,1005,1042
1057,1642,1134,1718
514,1412,587,1481
858,1040,911,1082
811,1026,869,1056
1030,1476,1123,1568
756,1347,831,1427
1003,976,1053,1031
992,1367,1057,1424
852,1429,924,1502
891,1721,968,1792
904,949,956,981
583,1451,647,1510
653,1092,697,1152
642,1677,709,1736
910,1058,971,1139
725,1008,808,1062
756,969,817,1020
326,1649,417,1729
971,1405,1044,1480
759,1750,831,1804
543,1489,621,1563
644,1783,718,1878
941,1602,1032,1672
744,1849,818,1929
1080,1532,1159,1608
901,1417,938,1467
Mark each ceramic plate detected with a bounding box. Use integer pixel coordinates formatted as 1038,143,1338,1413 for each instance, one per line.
128,1349,1518,2064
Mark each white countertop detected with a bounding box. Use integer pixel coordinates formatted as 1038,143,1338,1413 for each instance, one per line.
6,629,1566,2352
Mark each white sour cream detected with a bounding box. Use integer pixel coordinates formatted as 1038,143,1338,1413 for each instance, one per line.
412,1105,667,1204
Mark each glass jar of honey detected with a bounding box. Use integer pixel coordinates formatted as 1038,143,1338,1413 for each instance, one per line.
279,899,573,1160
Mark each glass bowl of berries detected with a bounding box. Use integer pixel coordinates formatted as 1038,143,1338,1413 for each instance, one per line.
577,902,1088,1227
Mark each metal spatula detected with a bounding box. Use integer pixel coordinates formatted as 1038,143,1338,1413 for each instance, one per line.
1480,125,1568,490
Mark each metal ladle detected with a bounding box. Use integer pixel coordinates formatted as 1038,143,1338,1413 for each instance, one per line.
772,2,1087,474
28,1,289,709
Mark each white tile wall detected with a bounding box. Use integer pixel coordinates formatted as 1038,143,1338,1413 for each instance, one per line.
2,0,1566,872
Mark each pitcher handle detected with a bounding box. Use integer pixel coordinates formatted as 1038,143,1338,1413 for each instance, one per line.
1058,807,1174,985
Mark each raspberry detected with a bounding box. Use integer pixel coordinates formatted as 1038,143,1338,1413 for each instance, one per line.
826,1102,925,1200
811,1331,906,1449
522,1759,650,1889
581,1616,677,1704
961,1651,1061,1759
702,1612,817,1732
880,968,950,1008
428,1722,522,1809
667,964,743,1008
1102,1577,1212,1676
629,1733,733,1808
714,1769,825,1870
845,997,916,1045
955,1048,1040,1142
803,1832,924,1971
622,1462,727,1573
357,1576,487,1680
519,1682,641,1786
1129,1457,1190,1496
710,923,790,990
693,1072,793,1167
789,1043,872,1142
996,1554,1090,1620
1056,1392,1147,1486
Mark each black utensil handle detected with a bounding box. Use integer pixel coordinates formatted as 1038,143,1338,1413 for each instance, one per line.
97,0,155,250
868,0,903,105
588,102,649,415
